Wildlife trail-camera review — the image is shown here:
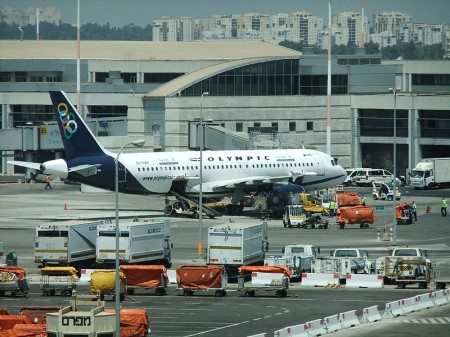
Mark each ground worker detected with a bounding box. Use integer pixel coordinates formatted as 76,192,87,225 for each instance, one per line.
441,197,448,217
45,175,52,190
361,195,367,206
328,199,336,217
411,201,417,221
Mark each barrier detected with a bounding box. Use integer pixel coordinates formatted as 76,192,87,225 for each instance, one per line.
301,273,340,287
167,269,177,284
251,272,285,286
414,293,434,311
274,323,309,337
79,269,95,284
339,310,360,329
324,314,342,333
305,319,326,337
433,290,448,306
383,299,405,318
362,305,382,323
401,296,417,314
345,274,384,288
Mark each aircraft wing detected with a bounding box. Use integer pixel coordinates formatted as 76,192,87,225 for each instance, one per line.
209,169,320,189
211,175,293,189
68,164,102,177
7,160,41,171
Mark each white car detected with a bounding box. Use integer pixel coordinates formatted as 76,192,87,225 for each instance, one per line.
372,182,401,201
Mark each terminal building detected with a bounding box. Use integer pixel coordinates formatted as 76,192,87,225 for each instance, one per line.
1,40,450,180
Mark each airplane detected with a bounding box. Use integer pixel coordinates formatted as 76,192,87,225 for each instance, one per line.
8,91,347,210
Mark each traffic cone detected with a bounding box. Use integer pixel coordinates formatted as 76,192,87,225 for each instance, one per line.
64,203,68,210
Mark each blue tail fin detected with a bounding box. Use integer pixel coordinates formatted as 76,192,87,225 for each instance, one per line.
50,91,106,159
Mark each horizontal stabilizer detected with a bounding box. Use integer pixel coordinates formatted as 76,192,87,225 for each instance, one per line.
7,160,42,171
69,164,102,177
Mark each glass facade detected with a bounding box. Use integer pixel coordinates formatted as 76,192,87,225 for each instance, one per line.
359,109,408,137
420,110,450,138
179,59,300,96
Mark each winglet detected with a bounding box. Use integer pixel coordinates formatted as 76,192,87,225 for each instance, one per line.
49,91,106,159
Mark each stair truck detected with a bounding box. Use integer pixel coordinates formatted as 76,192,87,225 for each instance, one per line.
96,218,172,268
207,222,269,281
34,220,104,270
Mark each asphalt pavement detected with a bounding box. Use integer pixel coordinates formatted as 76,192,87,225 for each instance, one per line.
1,180,450,336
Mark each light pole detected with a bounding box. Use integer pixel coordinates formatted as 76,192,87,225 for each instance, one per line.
198,92,209,259
115,139,145,337
389,88,397,245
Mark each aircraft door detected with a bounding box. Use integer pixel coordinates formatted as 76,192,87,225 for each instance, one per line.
313,154,325,176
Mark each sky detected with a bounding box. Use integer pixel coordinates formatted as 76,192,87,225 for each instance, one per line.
1,0,449,27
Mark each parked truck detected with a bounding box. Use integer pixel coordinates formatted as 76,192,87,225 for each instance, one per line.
96,219,172,268
35,220,104,270
310,248,372,283
264,244,319,280
331,248,373,274
409,157,450,189
207,222,269,278
376,247,431,285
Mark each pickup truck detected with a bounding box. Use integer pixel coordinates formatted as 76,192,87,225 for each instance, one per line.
331,248,373,274
375,247,431,286
264,244,319,280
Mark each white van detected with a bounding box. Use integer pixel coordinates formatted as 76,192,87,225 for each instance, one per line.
343,168,369,186
353,168,394,187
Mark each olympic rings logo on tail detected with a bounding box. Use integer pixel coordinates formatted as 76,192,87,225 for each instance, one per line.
57,102,78,139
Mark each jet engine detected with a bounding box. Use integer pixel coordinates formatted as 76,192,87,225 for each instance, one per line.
40,159,69,179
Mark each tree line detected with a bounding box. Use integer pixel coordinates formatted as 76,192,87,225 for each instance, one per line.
280,40,445,60
1,22,444,60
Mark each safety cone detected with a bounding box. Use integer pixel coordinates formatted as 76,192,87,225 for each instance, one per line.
64,203,68,210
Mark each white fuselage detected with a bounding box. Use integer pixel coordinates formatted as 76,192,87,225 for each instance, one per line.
117,148,346,195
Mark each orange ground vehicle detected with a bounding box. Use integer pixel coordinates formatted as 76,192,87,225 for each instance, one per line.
396,202,413,224
334,192,377,229
120,265,168,296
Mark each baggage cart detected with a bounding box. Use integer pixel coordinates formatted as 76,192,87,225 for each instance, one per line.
89,270,126,301
40,266,79,296
237,265,290,298
394,259,430,289
120,265,169,296
176,265,227,297
0,266,29,297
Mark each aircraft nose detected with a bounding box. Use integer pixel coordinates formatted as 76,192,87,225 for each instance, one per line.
336,164,347,184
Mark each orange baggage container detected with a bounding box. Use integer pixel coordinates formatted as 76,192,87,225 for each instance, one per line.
19,307,62,324
120,265,168,296
337,205,377,228
176,265,227,296
334,192,361,207
105,308,149,337
0,315,32,330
